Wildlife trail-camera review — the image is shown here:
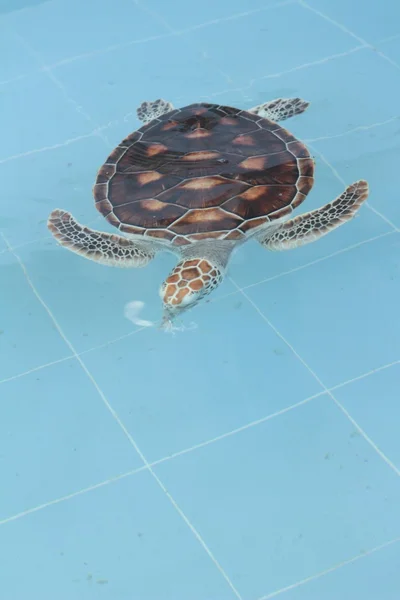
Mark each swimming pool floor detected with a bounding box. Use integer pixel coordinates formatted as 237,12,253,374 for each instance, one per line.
1,0,400,598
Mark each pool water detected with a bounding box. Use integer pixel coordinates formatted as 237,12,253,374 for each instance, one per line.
1,0,400,598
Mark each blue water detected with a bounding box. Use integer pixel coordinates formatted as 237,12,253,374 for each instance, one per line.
1,0,400,598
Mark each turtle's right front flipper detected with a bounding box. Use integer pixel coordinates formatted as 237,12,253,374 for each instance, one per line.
47,210,156,267
137,99,174,123
248,98,309,121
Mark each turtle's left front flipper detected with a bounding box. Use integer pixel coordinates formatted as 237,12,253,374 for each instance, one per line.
258,180,369,251
48,210,156,267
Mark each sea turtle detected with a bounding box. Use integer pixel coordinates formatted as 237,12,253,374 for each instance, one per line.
48,97,368,327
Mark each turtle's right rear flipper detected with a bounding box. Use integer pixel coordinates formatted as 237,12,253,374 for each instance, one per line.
47,210,155,267
249,98,310,122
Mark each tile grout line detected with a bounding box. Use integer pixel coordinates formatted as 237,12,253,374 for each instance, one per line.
148,395,326,467
0,326,148,386
0,127,110,165
0,355,75,385
298,0,400,72
229,278,400,479
0,233,243,600
297,0,366,45
203,46,366,100
0,104,139,165
304,115,400,143
375,33,400,45
329,358,400,392
257,535,400,599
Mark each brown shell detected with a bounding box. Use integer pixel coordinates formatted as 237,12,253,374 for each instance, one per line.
93,103,314,245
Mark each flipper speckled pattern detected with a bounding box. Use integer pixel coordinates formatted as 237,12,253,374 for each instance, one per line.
48,210,156,267
137,99,174,123
249,97,310,122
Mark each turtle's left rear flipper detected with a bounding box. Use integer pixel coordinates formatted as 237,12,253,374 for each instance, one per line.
48,209,155,267
258,180,369,251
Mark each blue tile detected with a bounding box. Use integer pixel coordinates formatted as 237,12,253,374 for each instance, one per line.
312,119,400,229
1,134,115,247
52,35,226,132
0,359,143,521
5,0,166,66
245,233,400,388
0,235,7,252
0,1,30,14
266,540,400,600
177,2,356,90
0,470,238,600
144,0,286,30
230,158,390,289
305,0,400,43
154,397,400,600
334,364,400,470
241,49,400,144
0,0,47,15
0,22,38,82
0,72,91,160
81,293,322,462
0,250,70,381
377,35,400,62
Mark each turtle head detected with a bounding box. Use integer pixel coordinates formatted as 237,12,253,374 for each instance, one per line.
159,258,224,324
